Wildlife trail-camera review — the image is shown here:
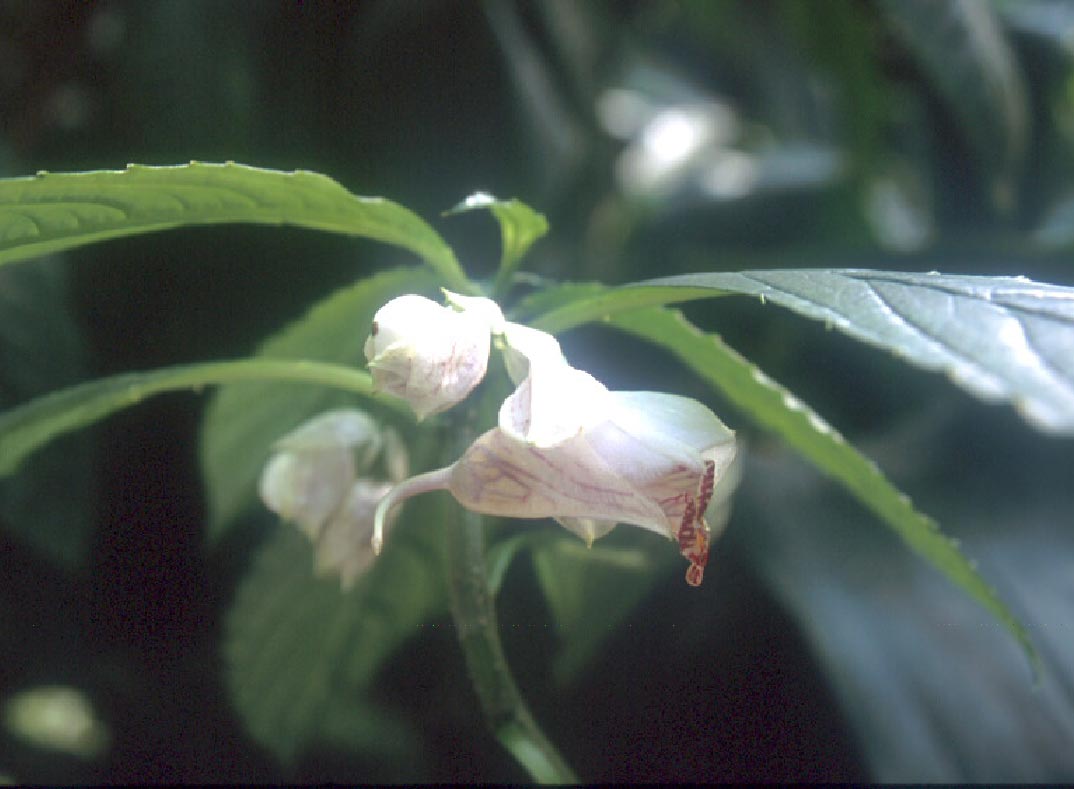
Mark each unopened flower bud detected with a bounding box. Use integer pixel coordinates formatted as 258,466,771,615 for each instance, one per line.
258,409,380,541
363,294,495,419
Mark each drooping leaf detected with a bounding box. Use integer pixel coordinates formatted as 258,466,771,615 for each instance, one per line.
224,504,445,765
0,162,470,291
876,0,1028,207
445,192,548,295
536,270,1074,437
200,266,438,540
527,283,1037,674
734,410,1074,780
0,357,389,479
0,259,96,568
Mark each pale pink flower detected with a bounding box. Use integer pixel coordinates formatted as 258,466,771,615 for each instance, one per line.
374,327,737,586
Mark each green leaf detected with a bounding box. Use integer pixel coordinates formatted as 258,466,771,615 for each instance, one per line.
537,270,1074,437
0,260,96,568
876,0,1027,207
446,192,548,296
200,266,438,540
485,525,671,683
224,505,446,765
529,284,1038,675
0,162,471,291
530,532,672,684
0,357,390,479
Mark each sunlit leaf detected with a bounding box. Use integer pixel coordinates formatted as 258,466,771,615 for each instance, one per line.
201,266,438,539
224,505,445,765
527,283,1038,674
0,162,470,291
445,192,548,295
0,358,387,479
535,270,1074,437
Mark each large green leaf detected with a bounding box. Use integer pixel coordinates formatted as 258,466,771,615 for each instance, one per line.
536,270,1074,436
528,284,1037,673
0,357,390,479
734,416,1074,780
0,260,96,567
0,162,470,291
445,192,548,296
200,266,438,540
225,502,446,765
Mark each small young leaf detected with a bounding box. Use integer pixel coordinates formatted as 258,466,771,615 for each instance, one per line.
446,192,548,295
201,266,439,539
0,357,388,479
0,162,471,291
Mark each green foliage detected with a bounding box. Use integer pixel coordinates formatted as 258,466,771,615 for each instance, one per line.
0,162,469,291
0,261,95,567
0,357,386,478
200,266,438,538
528,282,1038,673
876,0,1028,206
0,164,1062,777
530,532,673,683
539,270,1074,437
445,192,550,295
224,508,446,764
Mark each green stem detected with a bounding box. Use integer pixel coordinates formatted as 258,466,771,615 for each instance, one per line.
445,506,579,784
0,357,408,476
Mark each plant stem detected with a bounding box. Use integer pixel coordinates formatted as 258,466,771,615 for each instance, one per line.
445,505,579,783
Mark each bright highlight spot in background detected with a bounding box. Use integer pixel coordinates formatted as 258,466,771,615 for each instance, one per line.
3,685,110,760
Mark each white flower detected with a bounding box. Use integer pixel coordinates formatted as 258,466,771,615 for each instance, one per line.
363,293,501,419
258,408,406,589
257,409,379,540
373,323,737,586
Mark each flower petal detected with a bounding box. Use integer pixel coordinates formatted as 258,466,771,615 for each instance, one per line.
315,479,393,589
258,448,356,541
498,365,611,448
592,391,737,518
448,427,672,537
273,408,380,452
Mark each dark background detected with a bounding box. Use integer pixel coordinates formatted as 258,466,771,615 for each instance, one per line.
1,0,1072,782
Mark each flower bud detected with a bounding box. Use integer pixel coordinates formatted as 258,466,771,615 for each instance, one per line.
258,447,355,541
364,294,494,419
258,408,377,540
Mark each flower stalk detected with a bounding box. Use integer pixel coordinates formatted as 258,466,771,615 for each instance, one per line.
446,503,578,784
